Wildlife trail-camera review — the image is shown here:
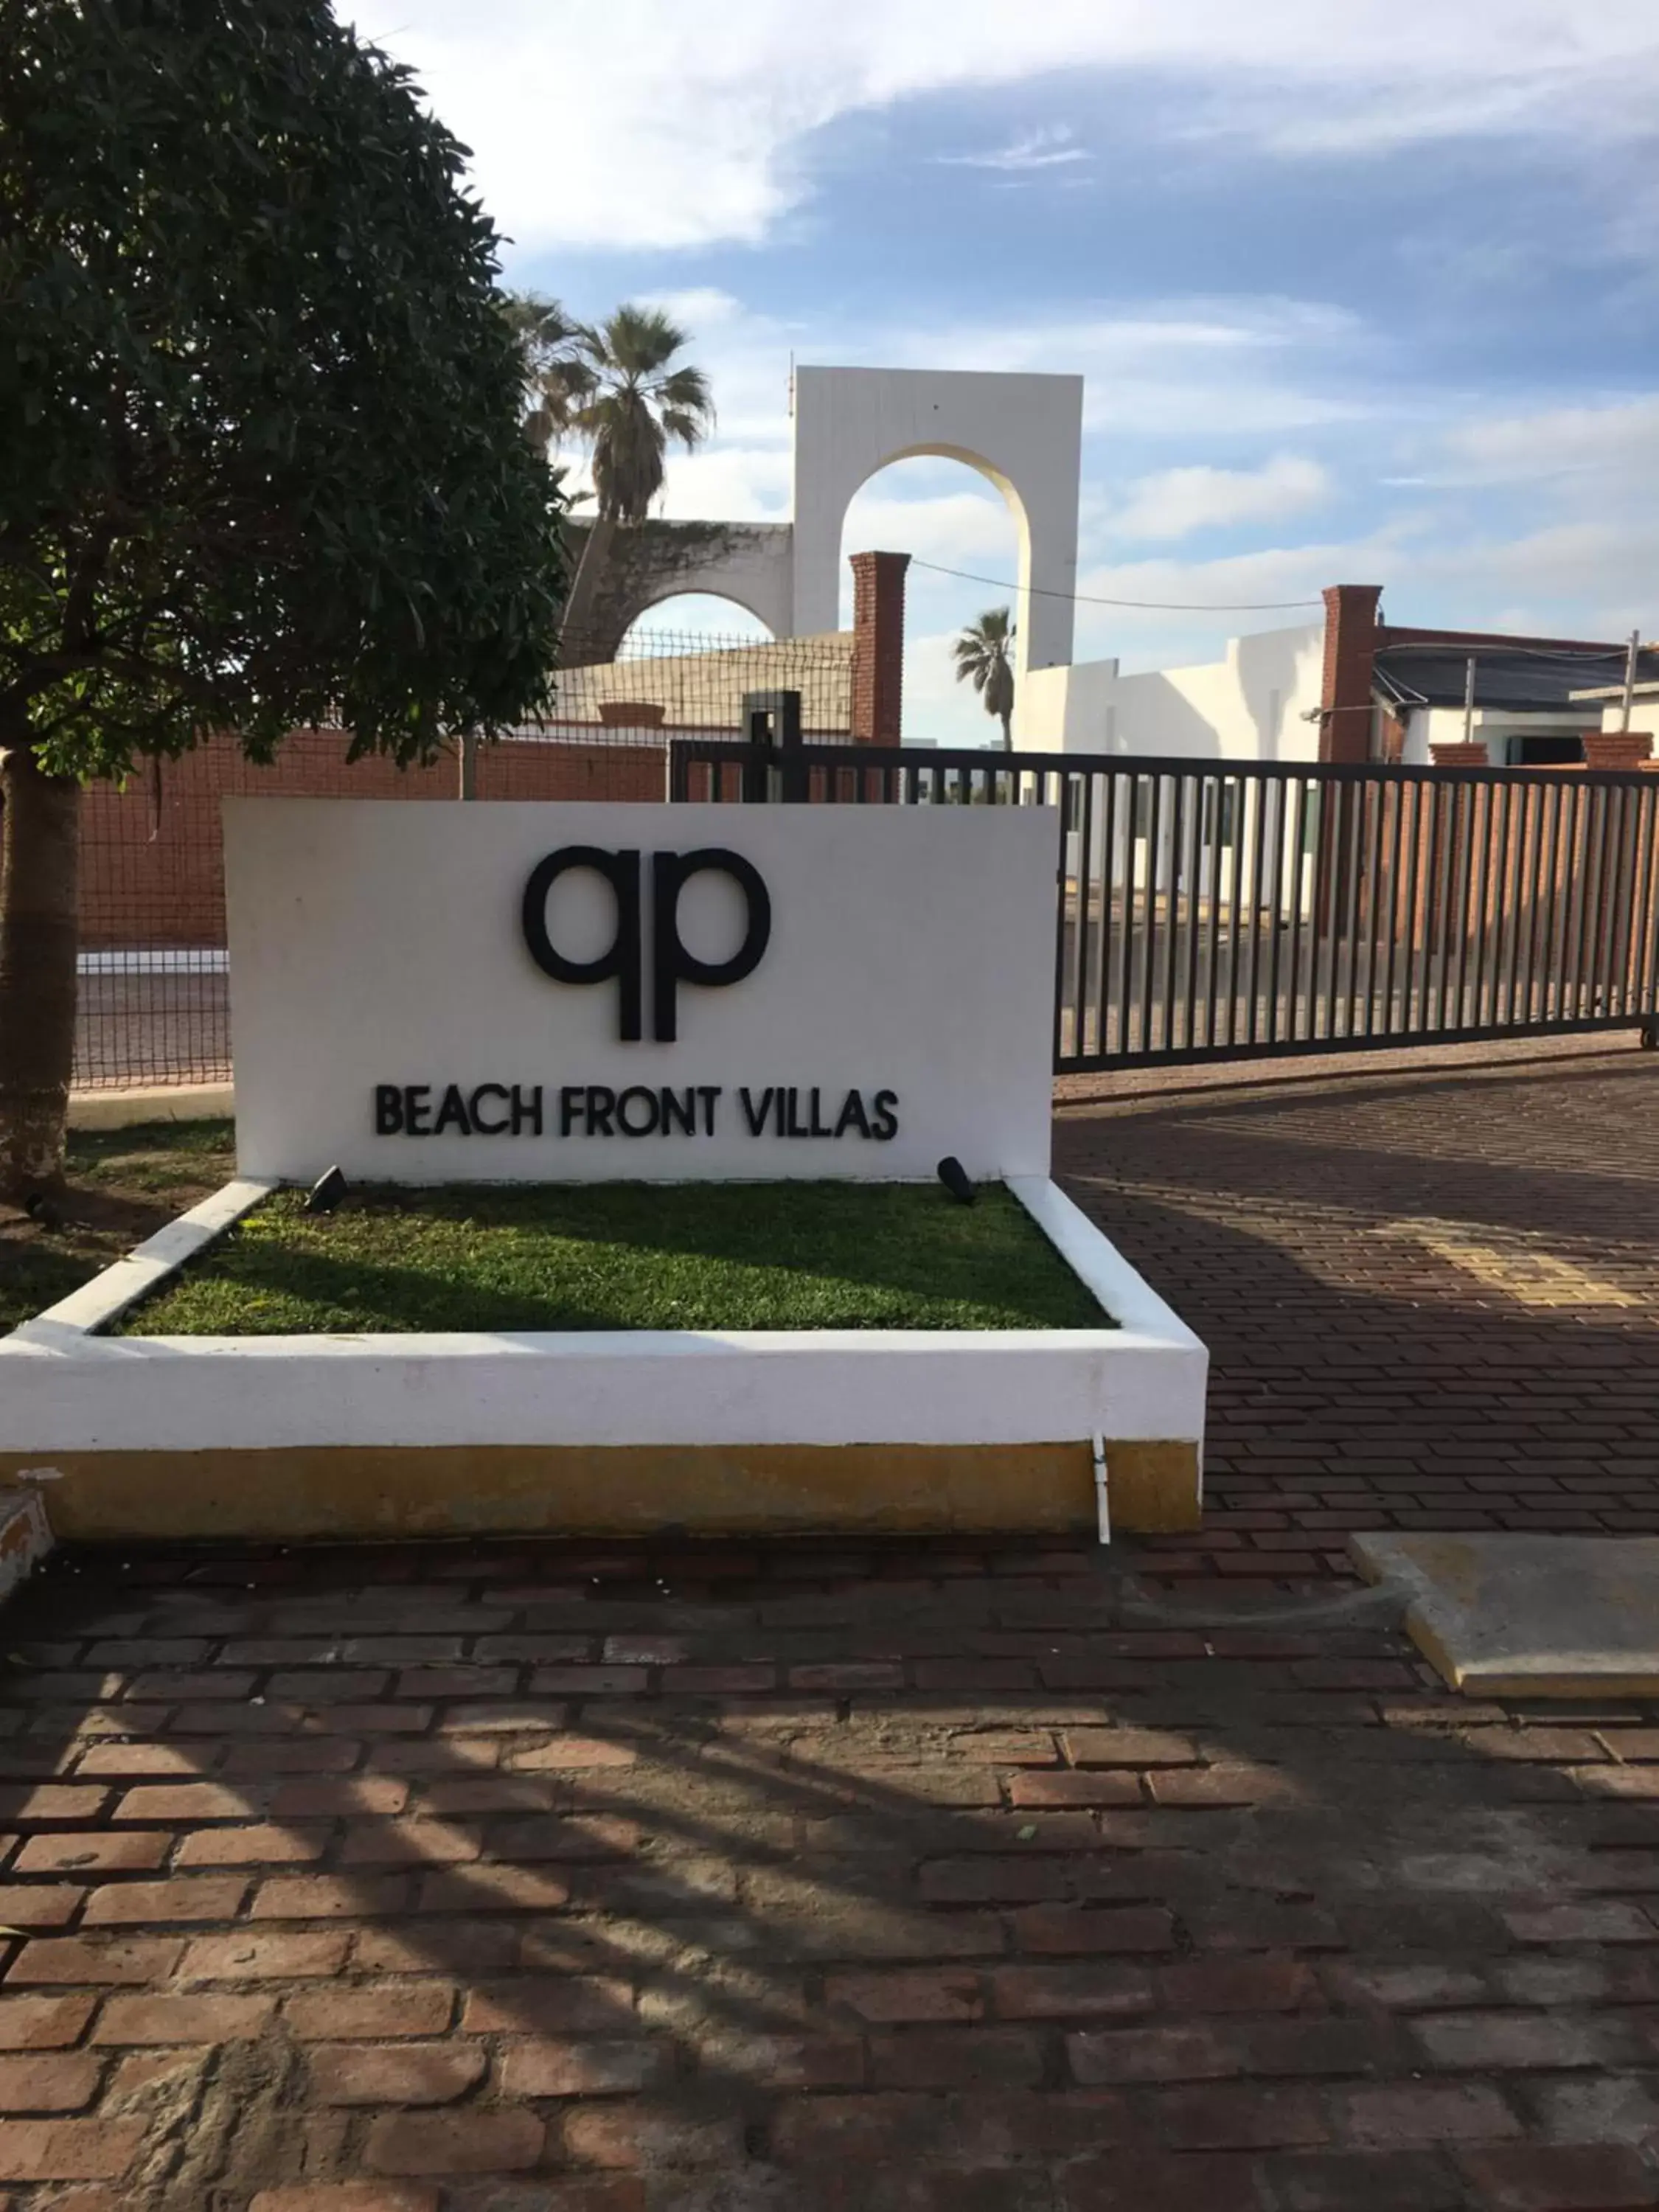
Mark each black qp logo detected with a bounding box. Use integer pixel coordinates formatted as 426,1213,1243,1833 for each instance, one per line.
522,846,771,1043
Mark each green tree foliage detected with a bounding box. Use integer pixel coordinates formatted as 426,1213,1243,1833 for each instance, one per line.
0,0,566,1193
501,293,591,461
952,606,1017,751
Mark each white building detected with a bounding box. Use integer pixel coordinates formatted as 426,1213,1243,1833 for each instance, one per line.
1020,620,1324,761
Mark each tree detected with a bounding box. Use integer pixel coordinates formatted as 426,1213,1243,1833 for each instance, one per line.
501,293,592,460
0,0,566,1198
952,608,1017,751
557,307,714,653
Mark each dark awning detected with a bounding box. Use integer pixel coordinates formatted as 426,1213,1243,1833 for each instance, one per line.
1374,643,1659,714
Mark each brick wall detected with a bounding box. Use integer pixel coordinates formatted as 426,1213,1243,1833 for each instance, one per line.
77,729,666,951
849,552,910,745
1318,584,1382,764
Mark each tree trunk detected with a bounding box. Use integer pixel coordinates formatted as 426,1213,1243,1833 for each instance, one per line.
0,726,81,1200
558,512,618,658
1000,709,1013,752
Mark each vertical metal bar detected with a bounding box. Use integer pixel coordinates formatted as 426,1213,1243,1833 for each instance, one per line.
1482,777,1506,1029
1632,780,1659,1016
1286,777,1310,1040
1207,776,1228,1048
1341,782,1363,1037
1119,774,1138,1058
1628,780,1649,1015
1381,776,1404,1034
1641,780,1659,1014
1593,780,1621,1018
1450,777,1477,1030
1072,773,1095,1062
1244,772,1266,1047
1230,779,1256,1053
1567,777,1591,1020
1514,780,1540,1026
1541,779,1566,1022
1601,783,1628,1013
1051,783,1071,1071
1419,777,1443,1032
1433,779,1458,1032
1164,771,1186,1052
1098,771,1119,1060
1185,774,1204,1051
1360,773,1386,1036
1404,779,1427,1039
1571,781,1596,1020
1264,777,1287,1045
1600,782,1627,1016
1141,771,1163,1054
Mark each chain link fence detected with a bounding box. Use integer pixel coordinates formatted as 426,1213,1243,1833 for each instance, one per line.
69,628,854,1091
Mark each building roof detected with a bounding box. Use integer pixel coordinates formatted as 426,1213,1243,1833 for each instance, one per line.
1374,642,1659,716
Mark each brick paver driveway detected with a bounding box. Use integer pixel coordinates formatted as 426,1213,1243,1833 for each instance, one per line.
0,1539,1656,2211
1057,1037,1659,1579
0,1037,1655,2207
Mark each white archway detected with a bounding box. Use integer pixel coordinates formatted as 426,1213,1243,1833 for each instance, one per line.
791,366,1083,686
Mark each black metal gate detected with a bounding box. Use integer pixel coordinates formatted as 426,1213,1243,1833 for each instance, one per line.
669,737,1659,1074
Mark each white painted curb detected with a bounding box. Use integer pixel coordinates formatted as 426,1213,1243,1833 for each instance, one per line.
8,1177,275,1346
0,1178,1208,1463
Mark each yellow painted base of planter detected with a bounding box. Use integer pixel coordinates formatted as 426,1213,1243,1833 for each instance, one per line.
0,1440,1200,1544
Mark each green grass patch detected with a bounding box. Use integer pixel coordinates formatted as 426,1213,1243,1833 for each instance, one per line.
121,1180,1110,1335
1,1119,236,1337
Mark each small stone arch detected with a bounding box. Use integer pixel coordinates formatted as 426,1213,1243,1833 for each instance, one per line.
563,519,794,663
621,584,779,644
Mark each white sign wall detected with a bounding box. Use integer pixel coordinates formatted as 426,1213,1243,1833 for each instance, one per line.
224,799,1057,1182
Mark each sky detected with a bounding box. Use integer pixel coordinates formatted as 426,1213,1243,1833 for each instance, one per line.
350,1,1659,743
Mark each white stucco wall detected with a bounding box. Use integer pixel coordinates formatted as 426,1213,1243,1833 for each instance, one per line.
792,366,1082,687
1020,621,1324,762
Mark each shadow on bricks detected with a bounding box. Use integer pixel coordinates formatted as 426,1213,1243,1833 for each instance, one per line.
0,1533,1650,2208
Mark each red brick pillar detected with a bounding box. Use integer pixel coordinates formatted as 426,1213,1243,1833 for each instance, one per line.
1318,583,1382,764
1582,731,1652,770
849,550,910,745
1429,741,1489,767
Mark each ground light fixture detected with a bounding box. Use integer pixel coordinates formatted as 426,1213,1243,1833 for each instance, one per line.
306,1166,347,1214
936,1155,976,1206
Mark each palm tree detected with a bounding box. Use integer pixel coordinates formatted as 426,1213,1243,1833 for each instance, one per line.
953,607,1017,750
501,294,592,457
557,306,714,652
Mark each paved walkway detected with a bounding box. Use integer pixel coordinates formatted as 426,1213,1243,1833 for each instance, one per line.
1056,1037,1659,1582
1,1538,1658,2211
1,1037,1655,2205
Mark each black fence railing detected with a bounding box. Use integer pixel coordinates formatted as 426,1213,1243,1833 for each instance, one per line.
670,738,1659,1074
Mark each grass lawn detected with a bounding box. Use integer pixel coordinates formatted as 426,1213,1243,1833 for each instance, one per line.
0,1119,236,1336
121,1180,1110,1335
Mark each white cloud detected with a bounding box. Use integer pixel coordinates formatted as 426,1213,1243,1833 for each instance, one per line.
935,127,1090,172
1437,393,1659,487
344,1,1659,254
1109,455,1332,541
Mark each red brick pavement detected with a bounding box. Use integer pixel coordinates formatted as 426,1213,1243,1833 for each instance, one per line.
1055,1037,1659,1581
0,1540,1653,2208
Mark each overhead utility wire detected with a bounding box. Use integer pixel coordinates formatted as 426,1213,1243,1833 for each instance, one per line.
905,557,1322,613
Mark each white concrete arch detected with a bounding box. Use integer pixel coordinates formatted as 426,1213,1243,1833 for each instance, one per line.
792,366,1084,683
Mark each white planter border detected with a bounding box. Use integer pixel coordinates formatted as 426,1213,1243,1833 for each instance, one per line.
0,1176,1206,1514
10,1176,274,1347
